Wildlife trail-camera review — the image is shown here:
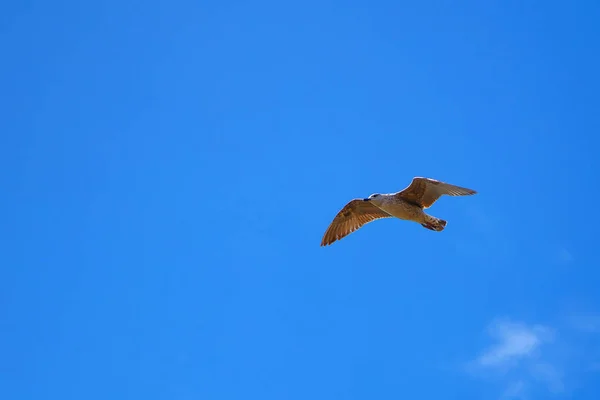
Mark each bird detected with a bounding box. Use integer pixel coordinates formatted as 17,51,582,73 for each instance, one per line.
320,177,477,246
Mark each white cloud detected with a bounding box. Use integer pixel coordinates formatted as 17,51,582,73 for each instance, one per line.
477,320,549,368
469,318,561,399
468,312,600,399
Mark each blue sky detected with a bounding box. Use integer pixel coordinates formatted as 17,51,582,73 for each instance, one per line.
1,0,599,399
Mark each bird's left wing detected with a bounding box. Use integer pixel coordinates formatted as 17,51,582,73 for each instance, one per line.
396,177,476,209
321,199,392,246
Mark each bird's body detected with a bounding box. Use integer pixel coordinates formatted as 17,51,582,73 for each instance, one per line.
367,193,426,222
320,177,477,246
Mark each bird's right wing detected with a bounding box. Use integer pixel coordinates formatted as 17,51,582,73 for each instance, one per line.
321,199,392,246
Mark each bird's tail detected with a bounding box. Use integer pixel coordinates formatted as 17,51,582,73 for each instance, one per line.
421,216,447,232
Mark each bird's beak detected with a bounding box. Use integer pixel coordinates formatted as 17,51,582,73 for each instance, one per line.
363,198,370,201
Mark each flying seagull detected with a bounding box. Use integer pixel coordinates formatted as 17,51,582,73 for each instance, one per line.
321,177,477,246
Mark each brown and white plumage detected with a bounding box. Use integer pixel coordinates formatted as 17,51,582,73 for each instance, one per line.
320,200,393,247
320,177,476,246
396,177,476,208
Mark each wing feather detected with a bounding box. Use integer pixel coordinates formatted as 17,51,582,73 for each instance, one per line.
396,177,476,208
320,199,392,246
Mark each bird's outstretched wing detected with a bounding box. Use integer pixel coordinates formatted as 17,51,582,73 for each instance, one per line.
321,199,392,246
396,177,476,209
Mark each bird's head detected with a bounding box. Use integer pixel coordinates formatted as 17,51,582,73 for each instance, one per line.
364,193,381,202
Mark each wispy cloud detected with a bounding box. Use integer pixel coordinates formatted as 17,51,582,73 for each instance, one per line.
469,318,562,399
477,319,550,368
468,312,600,399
